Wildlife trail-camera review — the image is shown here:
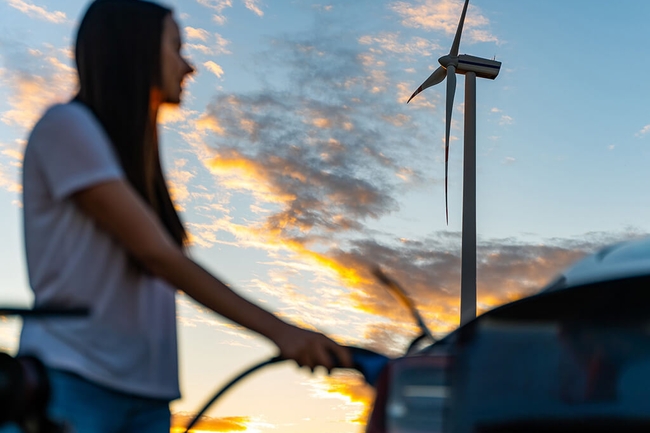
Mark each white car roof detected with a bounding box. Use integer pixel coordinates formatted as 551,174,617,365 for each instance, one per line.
543,236,650,292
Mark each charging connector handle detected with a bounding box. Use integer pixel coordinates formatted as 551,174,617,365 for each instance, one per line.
346,346,390,387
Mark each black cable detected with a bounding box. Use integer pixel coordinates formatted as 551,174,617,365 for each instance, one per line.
183,356,285,433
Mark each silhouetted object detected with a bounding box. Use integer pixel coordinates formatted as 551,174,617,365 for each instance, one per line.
372,266,436,348
0,307,88,433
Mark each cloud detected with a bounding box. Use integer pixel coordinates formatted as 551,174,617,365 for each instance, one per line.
170,7,648,343
362,320,420,357
636,124,650,137
171,413,251,432
5,0,67,24
166,4,647,360
0,140,24,194
197,0,265,24
186,43,213,55
204,61,225,78
490,106,512,126
242,0,264,17
191,23,436,243
196,112,226,135
332,230,648,335
185,33,231,56
0,40,75,194
167,159,195,211
312,4,333,12
308,373,375,425
196,31,432,192
159,105,198,126
185,26,211,42
197,0,232,24
0,165,22,194
197,0,232,13
389,0,499,45
0,39,77,129
467,28,499,44
213,34,232,55
184,228,643,349
359,32,440,57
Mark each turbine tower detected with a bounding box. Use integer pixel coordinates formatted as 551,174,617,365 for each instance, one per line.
407,0,501,326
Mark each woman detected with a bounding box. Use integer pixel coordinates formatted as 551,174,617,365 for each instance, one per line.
18,0,351,431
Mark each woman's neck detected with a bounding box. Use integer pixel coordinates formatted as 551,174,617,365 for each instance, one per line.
149,88,163,124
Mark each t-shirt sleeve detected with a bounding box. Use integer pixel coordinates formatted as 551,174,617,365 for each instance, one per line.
30,103,125,201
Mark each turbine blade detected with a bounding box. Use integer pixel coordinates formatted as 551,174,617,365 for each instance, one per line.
444,65,456,225
450,0,470,57
407,66,446,103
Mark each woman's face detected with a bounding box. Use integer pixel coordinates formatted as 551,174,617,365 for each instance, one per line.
160,14,194,104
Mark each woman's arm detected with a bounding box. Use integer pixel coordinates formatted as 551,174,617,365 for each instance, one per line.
73,179,352,371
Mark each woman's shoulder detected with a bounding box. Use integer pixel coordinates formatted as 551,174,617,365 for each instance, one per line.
24,101,116,174
28,101,103,149
35,100,95,130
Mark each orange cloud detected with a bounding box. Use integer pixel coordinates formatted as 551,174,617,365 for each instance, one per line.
159,105,196,125
311,117,331,128
207,151,299,204
171,413,250,433
186,102,601,337
196,115,226,135
1,46,77,129
310,373,375,425
189,228,619,339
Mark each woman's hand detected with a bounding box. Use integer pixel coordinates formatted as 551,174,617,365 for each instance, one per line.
273,325,353,373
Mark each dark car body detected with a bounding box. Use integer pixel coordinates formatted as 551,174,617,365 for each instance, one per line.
366,237,650,433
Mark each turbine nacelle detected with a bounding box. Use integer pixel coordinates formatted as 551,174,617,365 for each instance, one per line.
457,54,501,80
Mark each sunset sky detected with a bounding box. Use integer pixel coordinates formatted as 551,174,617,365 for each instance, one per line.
1,0,650,432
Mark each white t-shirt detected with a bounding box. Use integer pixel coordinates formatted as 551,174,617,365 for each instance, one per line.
19,101,180,400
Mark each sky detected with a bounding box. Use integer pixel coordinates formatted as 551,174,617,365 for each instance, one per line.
1,0,650,431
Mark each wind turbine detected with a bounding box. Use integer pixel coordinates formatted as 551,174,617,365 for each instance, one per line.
407,0,501,326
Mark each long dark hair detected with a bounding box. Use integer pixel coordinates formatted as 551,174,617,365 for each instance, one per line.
74,0,187,247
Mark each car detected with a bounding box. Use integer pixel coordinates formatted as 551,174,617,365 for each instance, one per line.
365,237,650,433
